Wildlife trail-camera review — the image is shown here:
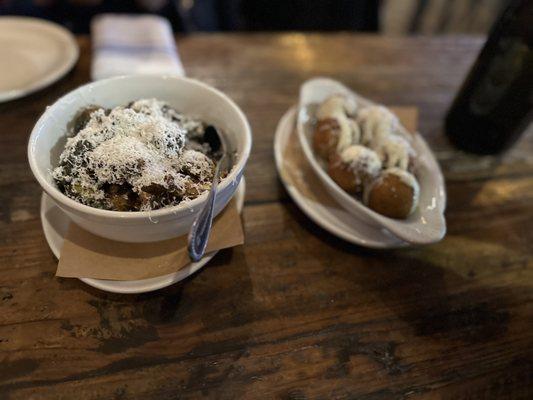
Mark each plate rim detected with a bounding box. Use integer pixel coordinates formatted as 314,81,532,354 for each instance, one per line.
274,106,407,249
0,16,79,103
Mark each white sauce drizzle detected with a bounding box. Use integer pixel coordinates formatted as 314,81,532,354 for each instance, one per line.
372,134,414,170
358,105,399,147
316,95,360,152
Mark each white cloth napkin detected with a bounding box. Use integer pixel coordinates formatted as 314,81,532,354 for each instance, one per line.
91,14,185,81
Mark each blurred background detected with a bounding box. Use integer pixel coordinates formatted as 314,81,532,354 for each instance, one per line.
0,0,508,35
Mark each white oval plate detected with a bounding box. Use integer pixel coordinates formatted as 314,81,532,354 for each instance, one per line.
298,78,446,245
274,106,406,248
0,17,79,103
40,179,245,294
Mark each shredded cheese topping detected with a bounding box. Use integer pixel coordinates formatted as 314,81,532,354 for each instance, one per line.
53,98,216,211
339,145,382,178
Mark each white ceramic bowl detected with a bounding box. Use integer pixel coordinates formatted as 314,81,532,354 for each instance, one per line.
28,75,252,242
298,78,446,245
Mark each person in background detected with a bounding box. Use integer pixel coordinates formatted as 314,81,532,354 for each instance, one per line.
0,0,379,33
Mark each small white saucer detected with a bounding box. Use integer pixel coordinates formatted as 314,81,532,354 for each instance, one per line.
41,178,245,294
274,107,406,249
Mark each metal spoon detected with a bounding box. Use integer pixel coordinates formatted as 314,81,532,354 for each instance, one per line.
187,129,228,262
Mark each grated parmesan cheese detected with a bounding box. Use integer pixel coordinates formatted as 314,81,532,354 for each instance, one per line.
53,99,216,211
339,145,382,178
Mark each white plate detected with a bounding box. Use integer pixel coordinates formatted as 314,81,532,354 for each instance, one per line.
0,17,79,102
274,106,406,249
40,178,246,294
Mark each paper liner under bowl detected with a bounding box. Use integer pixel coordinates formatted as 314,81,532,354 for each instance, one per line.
40,178,245,294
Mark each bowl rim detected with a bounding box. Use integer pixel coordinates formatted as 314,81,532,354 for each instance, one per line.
27,74,252,220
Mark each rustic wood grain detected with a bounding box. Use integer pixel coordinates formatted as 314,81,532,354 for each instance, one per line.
0,33,532,399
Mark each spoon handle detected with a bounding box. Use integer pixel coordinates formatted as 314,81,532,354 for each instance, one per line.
187,154,225,262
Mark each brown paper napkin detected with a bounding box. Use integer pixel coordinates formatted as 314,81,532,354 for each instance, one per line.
56,199,244,280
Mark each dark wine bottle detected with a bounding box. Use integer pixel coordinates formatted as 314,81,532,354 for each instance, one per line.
445,0,533,154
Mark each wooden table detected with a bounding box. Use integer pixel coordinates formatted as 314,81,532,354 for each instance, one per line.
1,34,532,399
